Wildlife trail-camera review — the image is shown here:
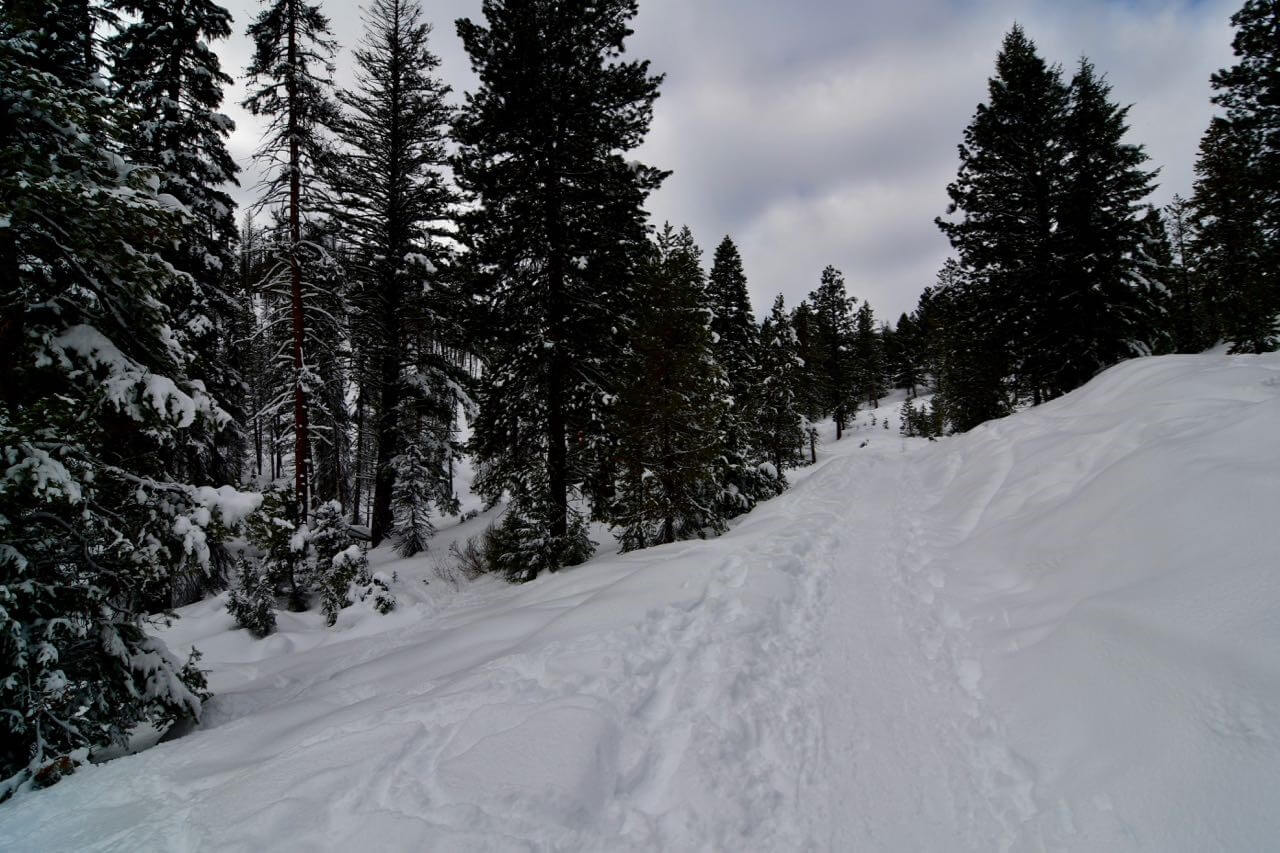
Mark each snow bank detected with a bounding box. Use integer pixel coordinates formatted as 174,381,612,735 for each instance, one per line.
1,354,1277,851
906,353,1280,849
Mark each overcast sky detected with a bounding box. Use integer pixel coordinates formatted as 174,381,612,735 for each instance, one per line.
217,0,1238,322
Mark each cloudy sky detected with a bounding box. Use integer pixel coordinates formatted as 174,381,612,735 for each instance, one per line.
217,0,1238,322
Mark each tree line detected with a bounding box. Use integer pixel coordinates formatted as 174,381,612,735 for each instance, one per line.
1,0,1275,794
908,13,1279,434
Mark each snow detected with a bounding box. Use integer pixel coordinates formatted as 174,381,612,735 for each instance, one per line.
2,352,1279,850
191,485,263,527
41,325,221,429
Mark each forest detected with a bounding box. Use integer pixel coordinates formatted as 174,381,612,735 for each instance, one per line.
1,0,1276,798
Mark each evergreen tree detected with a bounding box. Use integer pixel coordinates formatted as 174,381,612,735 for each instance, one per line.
336,0,459,547
455,0,666,577
706,236,759,400
391,441,436,557
705,235,774,512
309,500,368,625
1193,117,1276,352
1051,59,1160,394
243,0,341,517
611,225,727,551
1,7,244,791
928,259,1011,433
227,557,277,638
888,312,924,396
754,294,807,477
107,0,246,497
937,25,1067,406
1163,195,1210,352
852,301,887,407
1134,206,1175,355
807,266,859,439
1197,0,1280,352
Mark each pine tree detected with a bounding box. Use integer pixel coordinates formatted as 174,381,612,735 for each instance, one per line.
611,225,727,551
243,0,341,518
888,312,924,396
937,25,1067,406
0,6,249,791
852,301,886,408
1051,59,1160,394
227,557,277,638
1194,117,1276,352
336,0,459,548
754,294,807,477
455,0,666,577
807,266,859,439
705,235,773,512
1163,195,1210,352
1196,0,1280,352
391,441,436,557
1134,206,1175,355
928,259,1010,432
309,500,368,625
107,0,246,502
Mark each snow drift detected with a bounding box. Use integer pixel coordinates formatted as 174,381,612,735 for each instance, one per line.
1,351,1278,851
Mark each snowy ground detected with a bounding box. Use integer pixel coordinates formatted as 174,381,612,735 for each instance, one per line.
3,352,1279,851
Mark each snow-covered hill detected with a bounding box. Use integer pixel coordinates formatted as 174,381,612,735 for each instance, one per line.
2,352,1279,851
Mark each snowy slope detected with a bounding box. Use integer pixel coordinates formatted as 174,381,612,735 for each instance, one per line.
2,352,1279,851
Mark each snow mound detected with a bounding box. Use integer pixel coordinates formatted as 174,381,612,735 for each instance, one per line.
906,353,1280,850
2,355,1278,851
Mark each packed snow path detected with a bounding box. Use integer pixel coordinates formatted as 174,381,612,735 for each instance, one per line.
3,353,1279,850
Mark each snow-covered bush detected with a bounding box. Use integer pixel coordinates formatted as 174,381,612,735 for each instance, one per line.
227,557,277,637
321,545,369,626
310,502,364,626
356,571,397,616
244,486,306,610
485,508,593,583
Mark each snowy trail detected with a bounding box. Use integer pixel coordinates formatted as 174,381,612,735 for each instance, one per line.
813,435,1034,851
3,354,1280,850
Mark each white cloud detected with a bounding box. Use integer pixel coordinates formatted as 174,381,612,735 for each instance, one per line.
217,0,1239,321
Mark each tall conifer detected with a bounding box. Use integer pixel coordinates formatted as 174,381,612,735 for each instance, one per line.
455,0,666,576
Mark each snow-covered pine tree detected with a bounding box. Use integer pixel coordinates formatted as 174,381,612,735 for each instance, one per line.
294,218,351,510
308,500,369,626
0,5,261,792
754,294,807,478
107,0,248,605
807,265,859,439
336,0,460,548
390,441,435,557
937,25,1067,409
242,0,342,518
227,557,277,637
455,0,666,577
1051,59,1161,395
704,235,775,511
611,225,728,552
1193,0,1280,353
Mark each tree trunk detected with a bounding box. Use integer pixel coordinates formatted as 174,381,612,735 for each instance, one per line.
286,9,310,521
351,389,364,525
370,348,401,546
544,179,569,552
